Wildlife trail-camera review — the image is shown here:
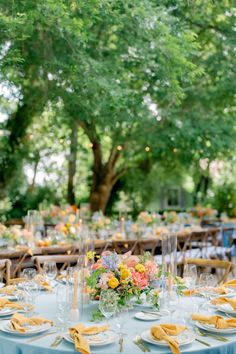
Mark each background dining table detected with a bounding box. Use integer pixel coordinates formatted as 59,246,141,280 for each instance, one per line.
0,291,236,354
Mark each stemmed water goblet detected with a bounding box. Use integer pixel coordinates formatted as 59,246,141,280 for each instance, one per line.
43,261,57,282
183,264,198,289
99,290,118,326
199,273,217,310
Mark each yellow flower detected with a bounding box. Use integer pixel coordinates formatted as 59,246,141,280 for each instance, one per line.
120,268,131,280
86,251,95,260
135,264,146,273
108,277,119,289
128,289,133,294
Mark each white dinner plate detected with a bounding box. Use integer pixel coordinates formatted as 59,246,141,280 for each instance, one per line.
141,329,195,346
63,330,118,346
0,321,51,336
194,321,236,334
134,310,169,321
215,303,236,315
0,294,17,301
0,308,16,317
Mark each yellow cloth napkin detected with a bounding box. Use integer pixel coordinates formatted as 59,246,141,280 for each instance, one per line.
9,278,26,285
0,285,16,295
183,289,198,296
211,297,236,310
0,298,25,310
10,313,53,332
69,324,109,354
223,279,236,288
183,286,228,297
151,324,186,354
34,275,52,291
192,313,236,329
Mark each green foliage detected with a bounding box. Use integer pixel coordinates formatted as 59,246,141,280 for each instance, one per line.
0,0,235,214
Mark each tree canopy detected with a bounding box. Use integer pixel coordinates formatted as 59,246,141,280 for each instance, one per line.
0,0,236,216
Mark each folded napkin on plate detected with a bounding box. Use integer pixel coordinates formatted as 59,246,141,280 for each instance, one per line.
0,298,26,310
69,323,109,354
0,285,16,295
151,324,186,354
223,279,236,288
183,286,228,297
211,297,236,310
183,289,198,296
34,275,52,291
10,313,53,332
192,313,236,329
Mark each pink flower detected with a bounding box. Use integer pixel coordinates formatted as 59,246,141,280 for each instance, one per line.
125,256,139,268
101,250,113,257
21,229,33,241
91,259,103,270
145,261,158,280
98,273,110,290
132,271,148,290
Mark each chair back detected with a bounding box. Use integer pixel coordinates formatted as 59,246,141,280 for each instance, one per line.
0,259,11,285
184,257,233,284
33,255,80,273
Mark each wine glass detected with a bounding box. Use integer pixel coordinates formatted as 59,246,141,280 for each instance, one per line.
99,290,118,324
43,261,57,281
56,285,71,331
23,268,37,280
199,273,217,310
183,264,197,289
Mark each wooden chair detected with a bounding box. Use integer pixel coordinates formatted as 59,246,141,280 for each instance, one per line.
0,259,11,285
184,258,233,284
112,240,139,255
33,255,80,273
138,239,160,256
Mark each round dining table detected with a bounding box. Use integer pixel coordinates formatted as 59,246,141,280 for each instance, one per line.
0,291,236,354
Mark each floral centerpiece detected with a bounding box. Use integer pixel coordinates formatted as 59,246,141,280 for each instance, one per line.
40,204,78,224
54,221,81,243
163,211,179,224
86,251,160,307
191,205,217,219
137,211,161,226
0,224,33,247
90,212,111,232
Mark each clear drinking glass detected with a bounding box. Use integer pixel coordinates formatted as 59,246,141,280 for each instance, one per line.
56,285,71,331
43,261,57,281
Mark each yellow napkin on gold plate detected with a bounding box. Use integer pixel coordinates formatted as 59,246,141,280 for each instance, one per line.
211,297,236,310
192,313,236,329
151,324,186,354
69,324,109,354
223,279,236,288
10,313,53,332
0,285,16,296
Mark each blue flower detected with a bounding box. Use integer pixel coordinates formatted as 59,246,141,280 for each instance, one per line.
102,253,119,270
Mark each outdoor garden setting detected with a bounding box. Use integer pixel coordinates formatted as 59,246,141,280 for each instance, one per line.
0,1,236,354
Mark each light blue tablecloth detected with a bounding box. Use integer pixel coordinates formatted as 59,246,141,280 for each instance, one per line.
0,292,236,354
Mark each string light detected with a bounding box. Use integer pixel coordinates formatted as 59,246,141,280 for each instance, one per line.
89,143,93,148
145,146,150,152
117,145,123,151
173,148,177,153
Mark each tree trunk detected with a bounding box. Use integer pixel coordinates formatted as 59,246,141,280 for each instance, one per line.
90,173,114,213
28,155,40,192
67,120,79,205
